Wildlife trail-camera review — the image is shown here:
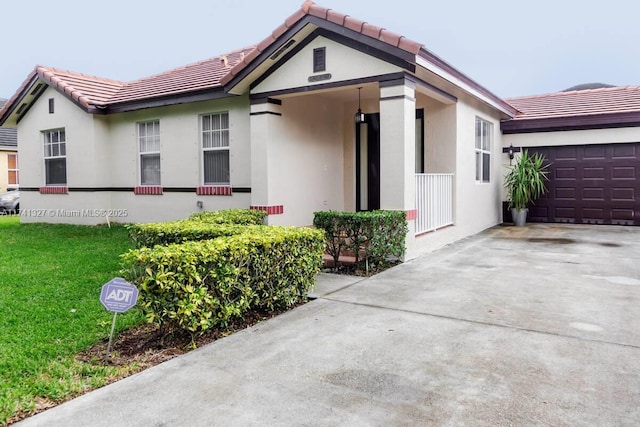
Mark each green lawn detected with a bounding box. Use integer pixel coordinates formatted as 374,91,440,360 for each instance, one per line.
0,216,143,424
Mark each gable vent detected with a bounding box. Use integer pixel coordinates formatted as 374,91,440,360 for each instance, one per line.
30,83,43,96
16,103,27,114
270,39,296,60
313,47,326,72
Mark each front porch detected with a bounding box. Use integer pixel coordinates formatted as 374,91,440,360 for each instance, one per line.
249,75,457,259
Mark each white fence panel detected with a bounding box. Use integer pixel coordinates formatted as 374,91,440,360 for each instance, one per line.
415,174,453,234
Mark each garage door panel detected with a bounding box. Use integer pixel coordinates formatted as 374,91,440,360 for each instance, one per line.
528,142,639,226
583,167,605,179
553,207,576,222
554,146,579,160
612,187,635,201
583,187,605,200
555,167,576,179
612,144,637,158
583,145,606,159
555,187,576,200
612,209,634,221
612,166,635,180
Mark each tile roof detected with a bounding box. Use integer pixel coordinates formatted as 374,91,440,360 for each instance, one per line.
0,1,510,120
108,47,256,105
506,86,640,120
0,99,17,147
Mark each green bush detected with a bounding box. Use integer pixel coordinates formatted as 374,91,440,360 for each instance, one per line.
313,210,407,272
127,220,252,248
120,226,324,335
189,209,267,225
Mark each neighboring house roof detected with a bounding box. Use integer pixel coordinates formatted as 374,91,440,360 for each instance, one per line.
502,86,640,133
0,99,17,149
0,1,515,125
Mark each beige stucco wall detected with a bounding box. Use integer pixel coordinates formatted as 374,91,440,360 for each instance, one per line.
256,94,346,226
415,95,503,254
107,96,251,189
19,88,252,224
254,36,402,94
18,87,97,190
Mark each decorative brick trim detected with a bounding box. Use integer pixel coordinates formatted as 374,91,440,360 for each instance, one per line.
39,186,68,194
196,186,232,196
406,209,417,220
250,205,284,215
134,186,163,195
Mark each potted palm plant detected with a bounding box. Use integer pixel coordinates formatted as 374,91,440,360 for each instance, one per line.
504,149,549,226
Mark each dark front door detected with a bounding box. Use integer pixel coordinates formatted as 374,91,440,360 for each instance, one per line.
528,143,640,225
356,113,380,211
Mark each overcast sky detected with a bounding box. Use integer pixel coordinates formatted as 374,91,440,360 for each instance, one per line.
1,0,639,101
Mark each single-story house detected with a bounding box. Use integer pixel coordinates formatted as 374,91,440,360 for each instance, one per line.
0,99,18,193
0,2,637,259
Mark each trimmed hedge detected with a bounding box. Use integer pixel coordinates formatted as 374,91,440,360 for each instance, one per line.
120,226,325,334
127,220,252,248
189,209,267,225
128,209,267,248
313,210,408,272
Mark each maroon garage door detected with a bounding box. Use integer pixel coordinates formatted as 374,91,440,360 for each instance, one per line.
527,143,640,226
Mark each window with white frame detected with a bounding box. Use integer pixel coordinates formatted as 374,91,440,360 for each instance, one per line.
475,117,492,183
43,129,67,185
201,112,230,185
7,154,18,187
138,120,161,185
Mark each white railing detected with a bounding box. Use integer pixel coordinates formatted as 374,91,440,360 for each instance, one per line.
415,173,454,234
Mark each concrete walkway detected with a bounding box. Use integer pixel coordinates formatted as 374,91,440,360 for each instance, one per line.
18,224,640,426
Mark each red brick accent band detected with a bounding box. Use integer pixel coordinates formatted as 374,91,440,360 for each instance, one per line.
39,186,68,194
196,186,232,196
134,186,163,195
250,205,284,215
406,209,417,220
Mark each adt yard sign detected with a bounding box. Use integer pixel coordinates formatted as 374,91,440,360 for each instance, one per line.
100,278,138,313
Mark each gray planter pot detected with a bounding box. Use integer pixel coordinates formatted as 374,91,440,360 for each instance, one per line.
511,208,528,226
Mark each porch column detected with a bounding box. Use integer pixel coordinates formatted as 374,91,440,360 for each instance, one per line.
379,78,417,259
249,98,284,224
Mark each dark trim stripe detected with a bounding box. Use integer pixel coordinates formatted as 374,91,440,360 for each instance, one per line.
102,88,234,114
501,112,640,134
249,97,282,105
21,187,252,193
380,95,416,102
250,111,282,116
251,72,405,99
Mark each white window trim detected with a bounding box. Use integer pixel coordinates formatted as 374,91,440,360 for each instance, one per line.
138,120,161,186
43,128,67,186
475,117,492,184
200,111,230,186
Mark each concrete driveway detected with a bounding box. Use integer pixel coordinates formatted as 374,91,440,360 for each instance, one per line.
19,224,640,426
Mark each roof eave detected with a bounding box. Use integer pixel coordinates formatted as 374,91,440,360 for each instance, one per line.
416,49,517,117
501,111,640,134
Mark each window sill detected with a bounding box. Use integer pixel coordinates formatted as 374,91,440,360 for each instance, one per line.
196,186,232,196
40,186,68,194
134,186,163,195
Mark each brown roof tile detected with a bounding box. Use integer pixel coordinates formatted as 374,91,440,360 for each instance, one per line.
343,16,365,32
506,86,640,120
326,9,346,25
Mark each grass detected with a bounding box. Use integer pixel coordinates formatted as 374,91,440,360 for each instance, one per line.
0,216,143,424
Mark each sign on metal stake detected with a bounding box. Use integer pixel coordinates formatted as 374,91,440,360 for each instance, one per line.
100,278,139,361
